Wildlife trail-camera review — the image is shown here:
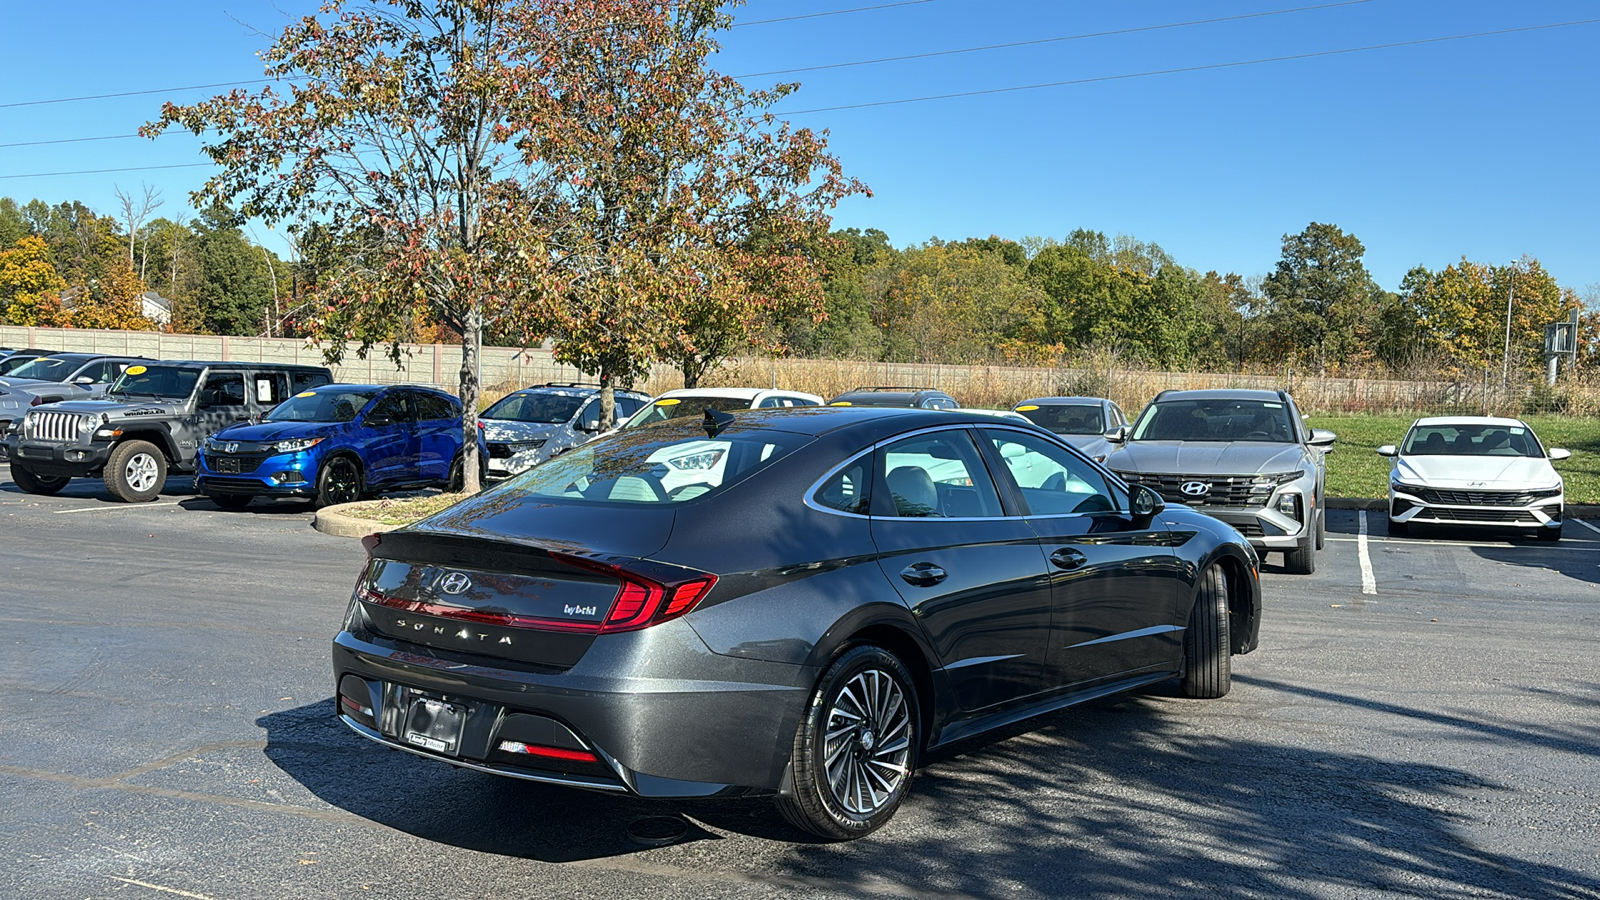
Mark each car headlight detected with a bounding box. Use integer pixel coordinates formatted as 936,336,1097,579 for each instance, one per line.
1391,481,1426,494
273,437,325,453
666,448,725,470
1528,486,1562,499
78,415,98,435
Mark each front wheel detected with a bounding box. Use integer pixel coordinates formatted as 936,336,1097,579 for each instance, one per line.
105,440,167,502
1181,566,1231,699
316,457,364,508
1314,503,1326,550
777,644,919,841
11,464,70,496
1283,529,1316,575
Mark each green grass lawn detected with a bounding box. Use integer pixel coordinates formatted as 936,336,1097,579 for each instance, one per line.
1310,415,1600,504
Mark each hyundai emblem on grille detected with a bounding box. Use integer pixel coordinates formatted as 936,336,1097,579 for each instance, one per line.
1180,481,1211,497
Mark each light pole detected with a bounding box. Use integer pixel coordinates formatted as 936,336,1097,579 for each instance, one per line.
1501,263,1516,395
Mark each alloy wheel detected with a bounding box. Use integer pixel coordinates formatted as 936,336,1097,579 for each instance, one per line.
823,668,912,816
125,453,160,494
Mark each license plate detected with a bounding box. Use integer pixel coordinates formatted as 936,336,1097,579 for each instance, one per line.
403,698,467,755
216,457,241,474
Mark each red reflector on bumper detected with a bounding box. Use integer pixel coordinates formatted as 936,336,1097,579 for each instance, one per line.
497,740,598,763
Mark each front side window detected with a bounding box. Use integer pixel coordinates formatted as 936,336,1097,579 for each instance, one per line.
1402,423,1542,458
201,373,247,407
880,430,1003,518
266,389,377,423
108,365,200,400
1133,398,1295,443
982,428,1117,516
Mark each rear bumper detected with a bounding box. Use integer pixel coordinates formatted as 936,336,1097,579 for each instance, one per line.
331,622,814,797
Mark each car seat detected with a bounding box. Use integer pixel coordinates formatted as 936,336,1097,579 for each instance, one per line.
1418,433,1447,455
887,466,940,517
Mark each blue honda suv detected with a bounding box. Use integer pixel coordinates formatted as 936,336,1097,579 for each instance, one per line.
196,384,476,509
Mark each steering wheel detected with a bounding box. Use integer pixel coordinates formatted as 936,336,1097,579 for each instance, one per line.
1244,430,1272,440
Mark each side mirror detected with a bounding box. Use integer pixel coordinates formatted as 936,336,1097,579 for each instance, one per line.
1549,448,1571,461
74,376,94,385
1130,483,1165,520
1105,425,1129,443
366,413,393,428
1375,445,1398,458
1308,429,1336,449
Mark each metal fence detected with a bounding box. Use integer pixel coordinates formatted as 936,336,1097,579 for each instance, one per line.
5,324,1593,416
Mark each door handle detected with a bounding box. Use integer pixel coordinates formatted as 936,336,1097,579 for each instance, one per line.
900,562,948,587
1050,548,1088,570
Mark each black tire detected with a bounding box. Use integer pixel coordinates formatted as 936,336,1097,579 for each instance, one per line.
316,456,364,508
1181,565,1232,699
777,644,919,841
211,493,253,510
1314,503,1326,551
105,440,167,503
448,454,465,493
1283,529,1316,575
11,464,69,496
1387,517,1409,537
1537,524,1562,542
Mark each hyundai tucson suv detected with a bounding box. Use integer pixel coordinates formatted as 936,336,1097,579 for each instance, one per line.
197,384,478,508
333,406,1261,839
1105,389,1334,574
479,383,651,481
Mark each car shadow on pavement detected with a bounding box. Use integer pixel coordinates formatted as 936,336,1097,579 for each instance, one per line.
176,496,317,515
1471,543,1600,585
260,692,1600,897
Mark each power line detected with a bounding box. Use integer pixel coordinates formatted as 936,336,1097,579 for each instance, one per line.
0,163,211,181
733,1,934,28
0,79,277,111
0,133,147,150
735,0,1372,78
781,17,1600,114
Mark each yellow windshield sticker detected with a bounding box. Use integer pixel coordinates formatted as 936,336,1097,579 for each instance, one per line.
830,401,852,406
656,398,681,406
1015,404,1039,411
296,391,316,398
125,365,147,375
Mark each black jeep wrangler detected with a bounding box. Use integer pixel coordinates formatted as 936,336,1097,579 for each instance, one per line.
2,361,332,502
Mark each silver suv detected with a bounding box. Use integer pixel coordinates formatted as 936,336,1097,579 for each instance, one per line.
1105,389,1334,574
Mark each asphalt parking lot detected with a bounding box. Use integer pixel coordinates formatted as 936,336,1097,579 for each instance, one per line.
3,463,1598,899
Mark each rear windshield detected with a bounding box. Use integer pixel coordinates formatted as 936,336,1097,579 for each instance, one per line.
1402,423,1542,458
621,396,750,429
1133,399,1295,443
1018,404,1104,435
108,365,201,400
266,388,378,423
501,421,809,504
485,392,586,424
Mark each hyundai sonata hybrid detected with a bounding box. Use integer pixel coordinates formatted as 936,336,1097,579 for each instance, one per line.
1379,416,1569,540
332,407,1262,839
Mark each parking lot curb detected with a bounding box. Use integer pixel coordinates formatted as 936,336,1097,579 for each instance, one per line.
312,501,404,539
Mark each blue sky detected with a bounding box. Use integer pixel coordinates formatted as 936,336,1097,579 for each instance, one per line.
2,0,1597,294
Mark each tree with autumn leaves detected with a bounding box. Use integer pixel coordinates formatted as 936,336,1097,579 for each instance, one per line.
146,0,860,491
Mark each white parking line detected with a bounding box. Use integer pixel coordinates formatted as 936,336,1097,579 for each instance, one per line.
1575,519,1600,537
1356,510,1377,595
53,502,183,515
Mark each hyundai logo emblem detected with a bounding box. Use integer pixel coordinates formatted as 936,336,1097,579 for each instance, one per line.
1180,481,1211,497
439,572,473,595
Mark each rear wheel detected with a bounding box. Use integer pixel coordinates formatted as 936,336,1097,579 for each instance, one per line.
105,440,166,502
1283,529,1316,575
211,493,253,510
316,457,363,508
777,644,919,841
1181,565,1231,699
11,464,69,496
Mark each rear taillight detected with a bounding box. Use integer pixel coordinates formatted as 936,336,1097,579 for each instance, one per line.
551,553,717,634
498,740,598,763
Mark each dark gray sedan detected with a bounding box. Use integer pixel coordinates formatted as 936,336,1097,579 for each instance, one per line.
332,407,1261,839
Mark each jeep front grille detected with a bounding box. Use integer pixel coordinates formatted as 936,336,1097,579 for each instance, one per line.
27,411,88,444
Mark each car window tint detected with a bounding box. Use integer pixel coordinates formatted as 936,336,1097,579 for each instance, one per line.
1018,404,1104,435
267,389,377,423
982,428,1117,516
616,396,646,417
254,373,289,405
291,371,328,391
1403,423,1541,458
203,373,247,406
880,430,1003,518
414,392,456,421
577,400,602,430
1134,399,1294,442
368,392,413,423
814,454,871,515
757,396,783,408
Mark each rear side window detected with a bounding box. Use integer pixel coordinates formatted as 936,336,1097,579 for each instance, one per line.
814,454,871,515
880,430,1003,518
506,424,810,505
202,373,247,406
292,371,329,391
414,393,457,421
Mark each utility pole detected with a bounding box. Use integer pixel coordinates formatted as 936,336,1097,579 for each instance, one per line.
1501,266,1515,394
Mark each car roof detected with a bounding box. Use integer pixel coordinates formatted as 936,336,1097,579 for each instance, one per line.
1152,388,1287,402
153,360,330,371
652,387,822,402
691,406,1029,441
1411,415,1528,428
512,383,649,397
1017,396,1108,407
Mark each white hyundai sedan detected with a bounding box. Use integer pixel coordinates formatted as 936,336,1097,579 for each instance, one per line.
1378,416,1570,540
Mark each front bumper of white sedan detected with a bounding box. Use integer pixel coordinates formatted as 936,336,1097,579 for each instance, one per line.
1389,482,1563,531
